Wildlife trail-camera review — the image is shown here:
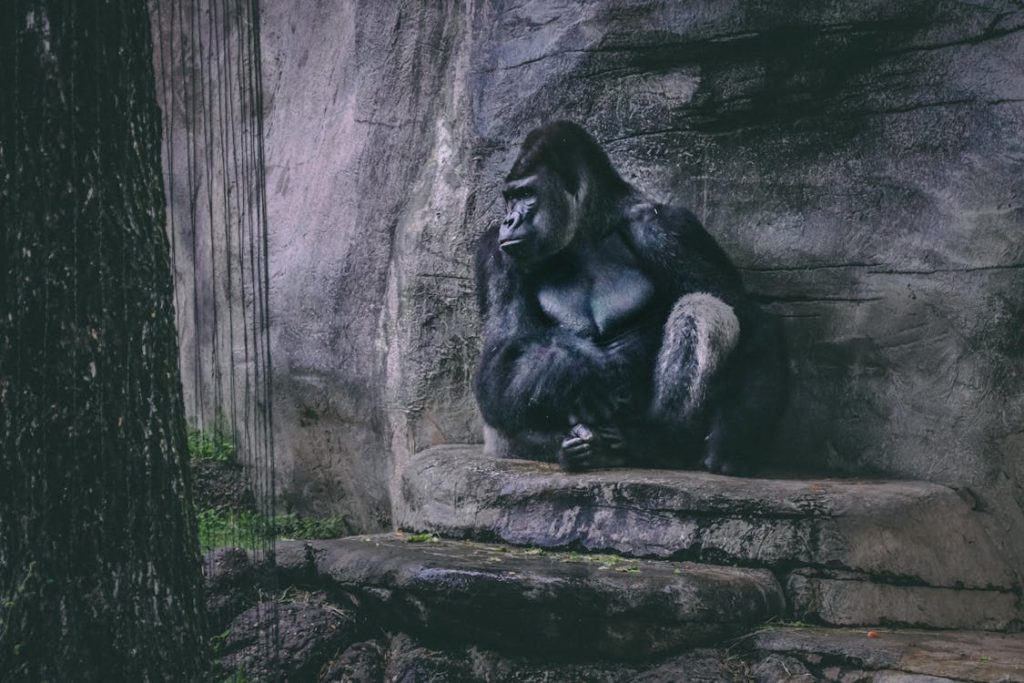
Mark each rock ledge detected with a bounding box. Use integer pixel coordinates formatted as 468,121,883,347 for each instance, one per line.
398,446,1022,630
274,534,784,658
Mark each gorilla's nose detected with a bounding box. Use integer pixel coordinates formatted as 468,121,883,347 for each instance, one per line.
499,210,528,255
502,210,523,231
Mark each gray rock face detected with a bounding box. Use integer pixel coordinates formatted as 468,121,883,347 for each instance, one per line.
158,1,1024,541
273,535,785,657
399,446,1024,630
190,459,255,512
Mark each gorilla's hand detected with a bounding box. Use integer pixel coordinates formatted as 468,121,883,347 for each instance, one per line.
557,422,627,472
571,381,631,426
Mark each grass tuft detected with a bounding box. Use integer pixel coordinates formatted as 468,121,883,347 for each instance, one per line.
197,509,348,551
187,425,236,463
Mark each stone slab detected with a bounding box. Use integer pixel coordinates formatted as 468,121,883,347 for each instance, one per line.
398,446,1017,591
786,571,1022,631
751,626,1024,683
274,534,784,658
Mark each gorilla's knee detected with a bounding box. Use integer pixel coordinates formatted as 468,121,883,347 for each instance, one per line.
652,293,739,424
484,424,561,462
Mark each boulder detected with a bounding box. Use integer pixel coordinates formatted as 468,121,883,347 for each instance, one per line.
219,593,359,681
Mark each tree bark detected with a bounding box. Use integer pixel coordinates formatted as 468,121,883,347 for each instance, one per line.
0,2,208,680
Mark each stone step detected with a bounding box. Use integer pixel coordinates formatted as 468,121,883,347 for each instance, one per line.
274,534,784,658
397,446,1023,631
751,626,1024,683
206,545,1024,680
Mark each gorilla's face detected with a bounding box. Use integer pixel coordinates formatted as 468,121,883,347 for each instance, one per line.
499,168,576,264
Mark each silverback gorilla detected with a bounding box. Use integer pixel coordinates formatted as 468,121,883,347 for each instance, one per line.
473,121,787,475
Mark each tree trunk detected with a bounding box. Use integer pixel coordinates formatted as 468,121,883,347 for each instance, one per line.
0,2,208,680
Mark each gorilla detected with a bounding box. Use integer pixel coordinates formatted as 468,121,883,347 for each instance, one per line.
473,121,787,475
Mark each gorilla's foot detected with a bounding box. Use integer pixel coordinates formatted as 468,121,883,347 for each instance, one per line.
557,423,626,471
701,450,752,477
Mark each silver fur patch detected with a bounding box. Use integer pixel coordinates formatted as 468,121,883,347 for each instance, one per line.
483,424,514,458
653,293,740,422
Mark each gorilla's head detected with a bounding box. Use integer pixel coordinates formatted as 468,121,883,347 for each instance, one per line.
499,121,631,264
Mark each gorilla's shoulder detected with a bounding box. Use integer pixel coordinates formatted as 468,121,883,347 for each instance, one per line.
626,201,660,224
624,200,706,247
627,200,701,231
624,199,740,286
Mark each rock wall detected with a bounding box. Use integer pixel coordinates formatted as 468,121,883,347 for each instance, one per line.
159,1,1024,538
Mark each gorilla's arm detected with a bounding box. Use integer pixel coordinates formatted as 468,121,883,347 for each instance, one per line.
625,201,788,473
475,329,609,433
473,224,610,434
623,203,746,305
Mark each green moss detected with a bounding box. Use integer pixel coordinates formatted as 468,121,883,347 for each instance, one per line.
197,509,260,551
187,424,236,463
404,533,438,543
188,421,349,552
273,513,349,541
197,509,348,551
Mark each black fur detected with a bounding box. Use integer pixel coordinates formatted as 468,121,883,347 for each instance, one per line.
474,121,788,474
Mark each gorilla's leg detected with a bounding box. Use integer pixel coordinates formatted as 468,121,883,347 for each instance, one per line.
651,293,741,431
702,312,788,475
484,424,561,462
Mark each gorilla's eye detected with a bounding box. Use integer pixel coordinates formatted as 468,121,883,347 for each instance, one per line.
504,186,535,202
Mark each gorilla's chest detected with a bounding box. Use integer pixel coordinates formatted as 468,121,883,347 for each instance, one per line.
535,241,656,341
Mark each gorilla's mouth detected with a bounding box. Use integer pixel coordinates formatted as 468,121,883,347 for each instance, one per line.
499,238,528,254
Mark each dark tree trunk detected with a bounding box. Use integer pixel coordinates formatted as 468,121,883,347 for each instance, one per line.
0,2,208,680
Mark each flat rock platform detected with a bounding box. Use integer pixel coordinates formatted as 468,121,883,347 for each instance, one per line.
397,445,1022,631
